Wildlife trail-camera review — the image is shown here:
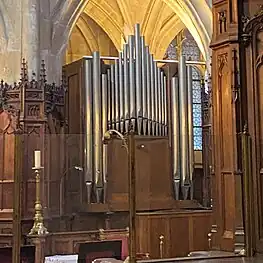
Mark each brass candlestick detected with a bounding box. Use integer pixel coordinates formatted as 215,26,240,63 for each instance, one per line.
103,125,136,263
28,167,49,236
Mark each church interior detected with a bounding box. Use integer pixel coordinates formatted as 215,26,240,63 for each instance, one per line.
0,0,262,262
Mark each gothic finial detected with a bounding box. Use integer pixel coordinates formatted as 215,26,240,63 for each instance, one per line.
32,71,36,81
21,59,28,82
40,60,47,83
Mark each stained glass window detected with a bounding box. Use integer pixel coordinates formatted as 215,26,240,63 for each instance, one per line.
192,71,202,150
165,30,203,150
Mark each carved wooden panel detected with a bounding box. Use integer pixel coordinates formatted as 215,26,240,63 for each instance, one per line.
0,111,16,219
63,60,86,215
210,0,246,252
211,45,242,251
107,137,174,211
136,210,212,258
243,6,263,252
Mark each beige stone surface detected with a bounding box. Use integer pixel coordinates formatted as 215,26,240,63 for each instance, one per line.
0,0,212,83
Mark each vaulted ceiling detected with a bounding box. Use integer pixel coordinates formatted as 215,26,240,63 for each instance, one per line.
66,0,211,64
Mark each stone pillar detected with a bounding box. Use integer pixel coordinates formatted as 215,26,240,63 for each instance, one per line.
21,0,40,78
0,1,22,83
0,0,63,83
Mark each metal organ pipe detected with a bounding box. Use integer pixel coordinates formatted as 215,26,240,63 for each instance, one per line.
157,68,162,136
80,24,202,203
92,51,103,202
83,59,93,203
110,64,115,129
171,77,180,200
160,71,164,136
141,37,147,135
146,47,152,135
107,68,112,130
179,55,190,200
123,44,130,132
115,60,120,131
102,73,108,203
119,52,125,133
128,35,136,128
150,56,156,135
187,65,194,199
154,62,158,136
135,24,142,134
163,75,168,136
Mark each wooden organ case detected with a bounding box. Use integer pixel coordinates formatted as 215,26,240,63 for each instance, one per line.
62,25,212,258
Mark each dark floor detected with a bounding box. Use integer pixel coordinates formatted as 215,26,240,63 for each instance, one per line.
140,251,263,263
184,257,263,263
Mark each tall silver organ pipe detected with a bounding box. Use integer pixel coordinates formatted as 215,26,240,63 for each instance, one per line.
135,24,142,134
83,59,93,203
115,60,120,131
110,64,115,129
80,24,202,202
160,71,164,136
119,52,124,133
187,65,194,199
163,75,168,136
154,61,158,135
157,68,162,136
146,47,152,135
102,73,108,203
171,77,180,200
123,44,130,132
179,54,190,200
141,37,147,135
92,51,103,202
128,35,136,128
107,68,112,129
150,55,156,135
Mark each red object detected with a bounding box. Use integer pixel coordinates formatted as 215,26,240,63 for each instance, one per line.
101,236,128,260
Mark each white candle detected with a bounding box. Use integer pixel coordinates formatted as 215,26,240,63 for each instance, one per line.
34,150,41,168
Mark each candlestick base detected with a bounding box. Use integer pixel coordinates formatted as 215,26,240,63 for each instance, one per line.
28,221,49,236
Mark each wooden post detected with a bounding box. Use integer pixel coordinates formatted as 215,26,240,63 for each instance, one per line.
128,130,136,263
12,133,24,263
30,235,48,263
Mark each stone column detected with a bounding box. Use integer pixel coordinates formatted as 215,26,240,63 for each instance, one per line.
21,0,40,77
0,1,22,83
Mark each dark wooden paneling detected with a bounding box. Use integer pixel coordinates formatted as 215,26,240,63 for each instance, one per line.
137,210,212,259
242,3,263,253
107,136,174,211
211,0,244,252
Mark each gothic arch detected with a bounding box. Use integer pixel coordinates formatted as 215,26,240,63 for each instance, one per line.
51,0,212,61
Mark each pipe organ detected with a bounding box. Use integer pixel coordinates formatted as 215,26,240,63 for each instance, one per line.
70,24,201,204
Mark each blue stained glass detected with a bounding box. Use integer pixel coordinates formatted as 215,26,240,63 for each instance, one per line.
193,103,201,113
194,127,202,137
194,135,202,150
192,80,201,90
193,104,202,125
193,89,201,103
193,113,202,126
192,69,200,80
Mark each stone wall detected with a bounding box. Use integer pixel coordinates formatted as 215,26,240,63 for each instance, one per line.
0,0,212,83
